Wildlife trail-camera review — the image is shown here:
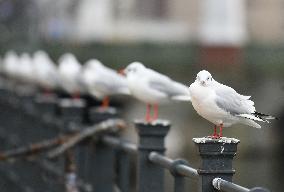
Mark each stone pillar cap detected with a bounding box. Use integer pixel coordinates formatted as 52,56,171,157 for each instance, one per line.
59,98,86,107
193,137,240,144
134,119,171,126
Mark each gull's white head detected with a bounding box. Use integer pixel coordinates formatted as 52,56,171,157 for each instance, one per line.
196,70,213,86
124,62,145,75
34,50,48,59
85,59,103,69
58,53,77,64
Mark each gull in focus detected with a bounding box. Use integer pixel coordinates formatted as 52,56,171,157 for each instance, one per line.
189,70,277,138
123,62,190,122
81,59,130,108
58,53,83,98
33,50,59,93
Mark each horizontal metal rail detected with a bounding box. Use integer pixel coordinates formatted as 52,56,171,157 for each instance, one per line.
213,178,249,192
101,135,138,155
212,178,270,192
148,152,198,179
47,119,125,158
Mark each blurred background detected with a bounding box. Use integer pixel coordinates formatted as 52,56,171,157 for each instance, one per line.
0,0,283,191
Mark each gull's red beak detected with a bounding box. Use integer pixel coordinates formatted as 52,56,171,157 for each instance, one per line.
118,68,126,76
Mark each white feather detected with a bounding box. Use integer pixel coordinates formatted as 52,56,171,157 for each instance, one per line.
236,114,267,122
172,95,191,101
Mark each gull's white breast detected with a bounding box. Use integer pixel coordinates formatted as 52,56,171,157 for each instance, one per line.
189,82,238,126
127,74,168,104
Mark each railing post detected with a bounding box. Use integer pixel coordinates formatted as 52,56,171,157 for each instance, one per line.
193,137,240,192
58,99,86,133
34,94,59,137
170,159,189,192
135,120,171,192
88,107,118,192
117,151,130,192
58,98,86,192
17,87,36,112
35,94,58,118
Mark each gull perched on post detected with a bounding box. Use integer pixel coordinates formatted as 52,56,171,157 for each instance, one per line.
122,62,190,122
18,53,34,83
33,50,59,93
58,53,84,98
81,59,130,108
189,70,277,138
2,51,19,79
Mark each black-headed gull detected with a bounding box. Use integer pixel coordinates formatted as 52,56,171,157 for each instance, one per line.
123,62,190,122
189,70,277,138
3,51,19,78
58,53,83,98
18,53,34,83
81,59,130,108
33,50,59,93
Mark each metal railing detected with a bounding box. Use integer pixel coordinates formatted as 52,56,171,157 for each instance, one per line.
0,79,270,192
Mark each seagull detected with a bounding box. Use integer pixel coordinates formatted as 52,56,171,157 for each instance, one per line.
2,51,19,78
123,62,190,122
81,59,130,108
18,53,34,83
58,53,83,98
33,50,59,93
189,70,277,138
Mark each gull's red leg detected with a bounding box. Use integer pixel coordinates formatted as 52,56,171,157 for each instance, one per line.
211,125,218,138
72,91,81,99
153,104,159,121
219,123,223,137
145,104,152,122
101,96,110,108
43,87,52,96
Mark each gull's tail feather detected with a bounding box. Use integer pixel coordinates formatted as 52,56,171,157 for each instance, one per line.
237,112,278,126
240,118,261,129
253,112,279,120
236,114,266,122
117,88,131,95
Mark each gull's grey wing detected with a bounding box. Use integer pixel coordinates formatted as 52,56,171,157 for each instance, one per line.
215,85,255,115
149,79,189,98
94,76,130,95
94,80,119,92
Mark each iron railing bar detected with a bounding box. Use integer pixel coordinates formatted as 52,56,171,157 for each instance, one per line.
212,178,249,192
175,164,199,179
101,135,138,155
47,119,125,158
148,151,173,169
148,152,199,179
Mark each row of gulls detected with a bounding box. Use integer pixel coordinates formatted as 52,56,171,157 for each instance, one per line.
0,51,277,138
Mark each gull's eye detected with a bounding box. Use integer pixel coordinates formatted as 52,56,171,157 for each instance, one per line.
207,77,210,81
